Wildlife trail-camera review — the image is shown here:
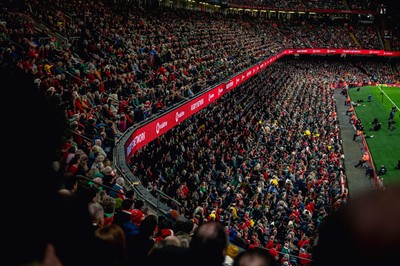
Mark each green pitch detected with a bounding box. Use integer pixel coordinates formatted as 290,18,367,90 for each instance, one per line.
348,86,400,185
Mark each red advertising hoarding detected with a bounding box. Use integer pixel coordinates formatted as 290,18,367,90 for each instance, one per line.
282,49,400,56
227,3,378,15
125,48,400,161
125,83,226,159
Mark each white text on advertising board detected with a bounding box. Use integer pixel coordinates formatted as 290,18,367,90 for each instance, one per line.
127,132,146,155
226,81,233,90
208,93,215,102
156,121,168,134
191,98,204,111
343,50,361,53
175,111,185,122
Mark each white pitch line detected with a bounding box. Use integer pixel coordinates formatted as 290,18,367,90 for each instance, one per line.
377,86,400,112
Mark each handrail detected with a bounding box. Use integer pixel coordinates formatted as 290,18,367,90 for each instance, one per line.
153,188,182,207
41,58,86,85
76,174,126,195
0,33,25,50
64,127,93,142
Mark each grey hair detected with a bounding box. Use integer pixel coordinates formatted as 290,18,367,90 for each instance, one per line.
88,202,104,224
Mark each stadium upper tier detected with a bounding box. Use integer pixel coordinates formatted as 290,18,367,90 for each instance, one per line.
226,0,380,11
0,1,387,131
1,0,396,162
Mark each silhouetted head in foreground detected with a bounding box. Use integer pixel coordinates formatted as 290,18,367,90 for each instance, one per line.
312,184,400,266
189,221,228,266
233,247,279,266
3,69,95,265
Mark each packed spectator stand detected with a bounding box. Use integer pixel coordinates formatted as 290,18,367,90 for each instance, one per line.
227,0,380,11
2,0,400,265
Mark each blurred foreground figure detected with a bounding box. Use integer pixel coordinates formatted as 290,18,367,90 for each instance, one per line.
189,221,228,266
3,69,96,266
312,184,400,266
233,247,278,266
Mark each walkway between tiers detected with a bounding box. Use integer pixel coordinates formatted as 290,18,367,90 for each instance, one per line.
334,88,374,200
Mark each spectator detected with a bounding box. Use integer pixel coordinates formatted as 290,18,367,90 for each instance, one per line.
88,176,104,192
100,195,116,226
126,214,159,264
92,139,107,158
113,198,135,228
110,177,127,200
232,247,278,266
224,244,240,266
59,173,79,195
88,202,105,230
93,224,129,266
188,221,228,266
175,231,192,249
298,248,311,265
312,184,400,266
122,209,145,237
148,236,188,266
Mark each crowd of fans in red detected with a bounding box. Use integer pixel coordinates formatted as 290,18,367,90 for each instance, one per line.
1,0,399,265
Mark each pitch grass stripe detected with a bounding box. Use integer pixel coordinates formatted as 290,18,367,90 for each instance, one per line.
377,86,400,111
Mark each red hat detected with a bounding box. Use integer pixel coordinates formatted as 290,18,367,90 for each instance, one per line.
130,209,144,226
161,229,174,238
155,229,174,243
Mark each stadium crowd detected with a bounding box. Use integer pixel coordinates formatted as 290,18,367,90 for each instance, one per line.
227,0,378,10
302,0,345,10
347,0,379,10
227,0,306,9
130,59,377,263
2,0,400,265
351,24,382,50
392,31,400,52
1,1,385,162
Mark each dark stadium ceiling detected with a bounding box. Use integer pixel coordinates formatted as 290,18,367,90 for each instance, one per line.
381,0,400,13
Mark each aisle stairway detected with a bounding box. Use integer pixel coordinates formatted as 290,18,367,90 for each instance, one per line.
384,39,392,51
350,32,363,49
14,12,68,48
392,64,399,82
